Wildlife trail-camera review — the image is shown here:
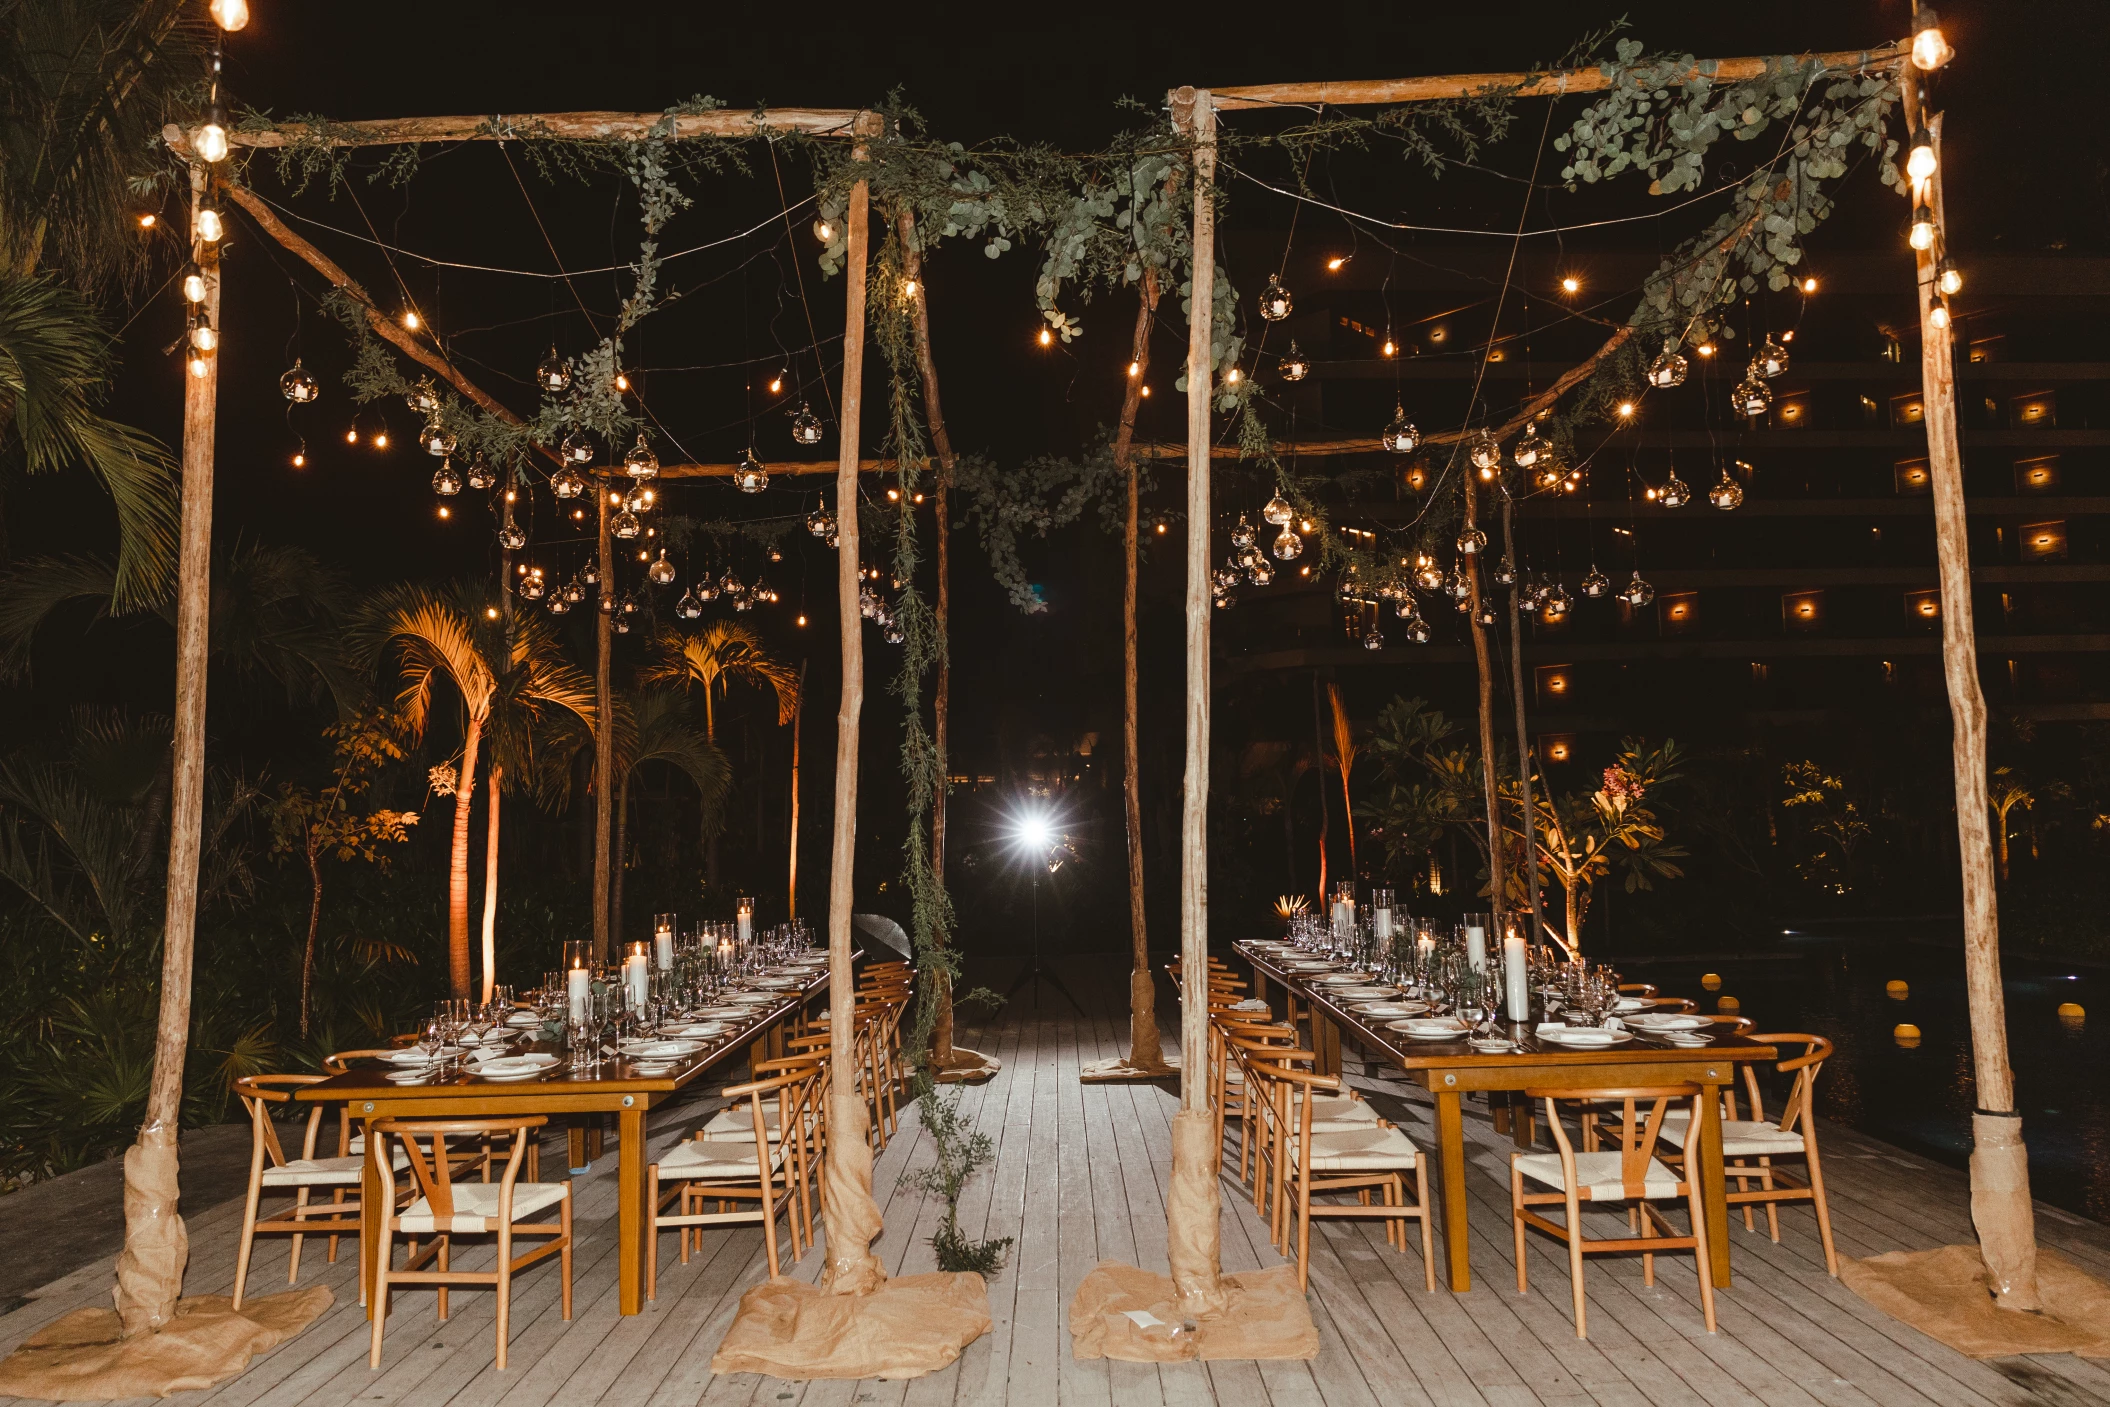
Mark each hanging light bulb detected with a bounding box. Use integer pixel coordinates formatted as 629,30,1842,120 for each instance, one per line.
1659,471,1691,509
187,315,217,351
1755,337,1790,379
1258,274,1293,322
648,550,677,585
1909,203,1937,251
623,433,659,480
1710,465,1746,510
1733,374,1773,417
465,454,497,490
1493,556,1517,587
612,509,642,539
191,106,230,166
1907,127,1938,183
734,449,769,493
1230,514,1256,550
536,348,572,394
182,264,208,304
1456,525,1487,555
1467,428,1502,473
1261,493,1294,527
1937,258,1963,296
1646,341,1689,388
791,403,825,445
813,218,834,243
420,420,456,457
1279,341,1310,382
344,425,359,445
279,358,318,403
551,465,586,499
208,0,249,30
290,439,307,469
1930,301,1951,331
1911,6,1954,70
560,430,594,465
432,460,462,496
519,570,547,601
1381,403,1420,454
1622,570,1656,608
1581,566,1610,598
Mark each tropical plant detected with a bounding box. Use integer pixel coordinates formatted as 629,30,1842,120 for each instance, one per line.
1358,698,1483,888
1779,761,1873,895
1516,743,1688,955
646,621,799,740
1325,682,1358,870
265,709,420,1034
357,583,594,999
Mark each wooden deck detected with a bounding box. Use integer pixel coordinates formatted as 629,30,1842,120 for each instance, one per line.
6,963,2110,1406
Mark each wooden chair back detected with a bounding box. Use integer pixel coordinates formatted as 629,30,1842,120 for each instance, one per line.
1740,1033,1832,1135
372,1116,544,1226
234,1074,328,1169
1526,1083,1699,1200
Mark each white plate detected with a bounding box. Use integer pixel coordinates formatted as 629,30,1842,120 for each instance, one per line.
1353,1001,1427,1018
1628,1013,1712,1031
687,1005,748,1019
1537,1027,1633,1046
474,1054,559,1079
1313,971,1376,985
668,1021,732,1038
505,1011,545,1027
384,1047,464,1067
1286,961,1340,973
727,993,779,1006
383,1069,436,1083
1388,1018,1469,1040
621,1039,703,1059
754,977,802,989
1331,986,1400,1000
1658,1033,1714,1047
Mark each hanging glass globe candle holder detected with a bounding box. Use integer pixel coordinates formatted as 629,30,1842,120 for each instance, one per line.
1362,624,1384,651
675,589,702,619
1622,570,1656,607
1446,567,1472,603
721,570,744,598
1262,493,1294,526
695,574,719,602
1473,602,1500,627
1248,560,1273,587
1271,526,1301,561
791,403,825,445
280,359,319,403
1534,460,1564,491
734,449,769,494
498,522,528,551
406,377,440,417
1645,341,1689,388
465,454,497,490
1403,610,1433,644
421,420,457,457
1732,375,1772,417
807,504,835,538
1413,553,1444,591
858,583,880,618
536,348,571,395
1754,336,1790,379
1659,471,1691,508
560,430,595,465
612,509,642,539
579,560,600,587
1581,566,1611,598
1258,274,1293,322
1467,429,1503,473
612,612,632,635
624,485,654,515
1236,544,1260,570
1710,464,1747,511
519,570,547,601
1230,514,1256,551
1544,583,1572,618
1212,588,1236,610
432,460,462,496
884,620,906,645
564,577,586,604
550,465,585,499
1213,565,1240,593
1456,525,1487,555
1513,429,1550,470
620,594,640,616
1493,555,1517,587
1279,342,1311,382
623,434,660,480
1381,404,1421,454
648,550,676,586
547,594,572,616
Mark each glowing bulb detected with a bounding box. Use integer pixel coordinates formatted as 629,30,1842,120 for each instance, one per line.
814,219,834,242
138,213,157,229
1803,277,1818,294
1937,258,1963,296
902,279,918,297
1381,338,1396,358
1697,342,1716,358
1561,276,1580,294
1326,255,1345,271
192,120,229,165
768,371,785,394
1140,385,1150,397
209,0,249,28
1128,361,1140,378
486,606,501,620
1911,7,1953,70
1930,303,1950,330
438,505,450,518
345,427,359,444
373,431,389,450
797,614,807,627
193,204,223,242
189,319,216,351
181,266,206,302
187,352,209,379
1617,401,1636,418
291,450,305,468
1037,327,1053,347
614,372,630,392
1909,204,1937,251
1907,128,1937,183
1224,366,1241,384
403,310,420,331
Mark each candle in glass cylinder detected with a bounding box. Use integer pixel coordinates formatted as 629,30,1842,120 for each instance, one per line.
653,913,675,971
567,960,590,1022
624,942,650,1011
1370,888,1394,941
1503,931,1530,1022
1464,913,1488,974
736,897,754,946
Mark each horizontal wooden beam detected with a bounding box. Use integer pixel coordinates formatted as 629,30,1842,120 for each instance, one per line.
1208,44,1905,111
615,459,891,480
219,108,877,152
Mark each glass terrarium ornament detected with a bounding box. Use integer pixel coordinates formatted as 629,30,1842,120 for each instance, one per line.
1402,610,1432,644
280,359,319,403
1258,274,1293,322
1446,567,1472,603
1362,623,1384,651
1272,526,1301,561
791,403,825,445
551,465,586,499
1456,525,1487,556
1710,464,1746,511
536,347,571,394
807,504,835,538
519,571,546,601
1754,336,1790,378
421,420,457,457
1733,374,1772,417
560,430,595,465
676,589,702,619
1659,471,1691,509
1645,341,1689,389
432,460,462,496
465,453,497,490
612,509,641,539
406,376,440,417
1581,566,1610,598
1262,493,1294,526
1493,555,1517,587
648,550,676,586
1413,554,1444,591
623,434,660,480
1467,428,1502,473
1279,342,1311,382
498,522,527,551
1381,403,1421,454
734,449,768,494
1622,570,1656,607
1513,429,1550,470
1230,514,1256,550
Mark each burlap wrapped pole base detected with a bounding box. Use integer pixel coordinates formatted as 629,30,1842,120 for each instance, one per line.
1067,1260,1318,1362
1841,1246,2110,1359
708,1274,991,1380
0,1289,332,1400
1077,1056,1178,1084
933,1047,1002,1086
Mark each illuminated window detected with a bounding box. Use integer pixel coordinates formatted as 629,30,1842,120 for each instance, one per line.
1890,393,1925,427
1400,464,1428,493
1539,734,1576,764
1535,665,1574,705
1659,592,1699,635
2015,456,2060,493
2021,520,2068,560
1774,393,1810,426
1905,590,1941,627
1750,662,1769,684
1782,590,1824,632
1894,458,1931,495
2011,391,2056,428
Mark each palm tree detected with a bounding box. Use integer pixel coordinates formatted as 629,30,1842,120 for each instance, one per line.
1326,682,1359,870
359,584,594,999
608,688,730,936
645,622,798,886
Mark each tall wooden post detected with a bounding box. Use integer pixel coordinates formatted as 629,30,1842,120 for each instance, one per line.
788,658,805,919
593,484,614,962
1502,496,1543,940
116,161,218,1336
1461,469,1508,922
1119,270,1168,1074
821,117,888,1296
1165,85,1226,1317
1900,79,2040,1309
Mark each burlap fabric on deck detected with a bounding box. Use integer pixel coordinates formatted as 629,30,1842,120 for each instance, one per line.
708,1273,991,1380
0,1289,332,1400
1841,1246,2110,1359
1067,1261,1318,1362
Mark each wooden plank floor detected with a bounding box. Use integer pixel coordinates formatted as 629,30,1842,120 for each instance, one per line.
6,963,2109,1407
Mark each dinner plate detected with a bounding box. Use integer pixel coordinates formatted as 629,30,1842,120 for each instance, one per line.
384,1047,464,1067
621,1038,703,1059
1388,1017,1469,1040
1353,1001,1427,1018
1628,1013,1712,1031
1330,985,1399,1000
1285,961,1340,973
1658,1033,1714,1047
754,977,802,989
686,1005,748,1019
474,1054,558,1080
668,1021,732,1038
1612,997,1657,1013
1313,971,1376,984
727,993,779,1006
383,1068,437,1083
1536,1026,1633,1046
628,1061,676,1077
505,1011,545,1027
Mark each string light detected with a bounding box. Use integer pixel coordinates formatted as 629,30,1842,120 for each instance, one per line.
1616,400,1636,418
769,368,786,394
613,372,630,392
1696,342,1716,358
188,316,217,352
1127,361,1140,378
1380,337,1396,358
193,198,224,243
372,430,389,450
138,213,157,229
182,265,207,303
1560,275,1580,294
209,0,249,29
1930,302,1951,331
902,279,918,298
1326,255,1346,271
1909,203,1937,251
1911,6,1954,70
191,106,230,165
1140,385,1150,397
1937,258,1963,296
186,349,210,379
1037,327,1053,348
345,426,359,445
402,310,420,331
290,441,306,469
813,219,834,242
437,505,450,519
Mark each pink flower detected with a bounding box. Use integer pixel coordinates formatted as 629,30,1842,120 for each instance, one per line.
1600,766,1646,804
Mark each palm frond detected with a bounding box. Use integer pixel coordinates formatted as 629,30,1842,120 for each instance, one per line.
647,621,800,726
354,581,499,737
0,553,119,680
625,688,731,817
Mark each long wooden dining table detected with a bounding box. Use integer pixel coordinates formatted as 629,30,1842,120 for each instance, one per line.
1236,941,1776,1294
297,958,838,1317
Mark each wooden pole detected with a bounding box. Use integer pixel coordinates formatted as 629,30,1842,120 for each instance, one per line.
1118,270,1169,1074
223,107,869,151
1899,78,2040,1309
593,487,614,962
821,118,888,1296
1461,469,1508,923
788,658,805,919
1165,85,1226,1318
1503,496,1544,942
115,161,217,1336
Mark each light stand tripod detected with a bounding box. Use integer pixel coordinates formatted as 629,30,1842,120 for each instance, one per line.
1005,844,1082,1014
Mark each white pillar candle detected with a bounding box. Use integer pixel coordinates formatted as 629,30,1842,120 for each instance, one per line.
654,929,674,971
1504,935,1530,1022
624,954,649,1011
1465,923,1487,974
1372,907,1393,941
736,901,753,946
567,964,590,1022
